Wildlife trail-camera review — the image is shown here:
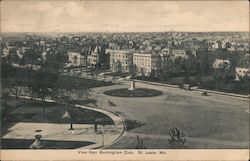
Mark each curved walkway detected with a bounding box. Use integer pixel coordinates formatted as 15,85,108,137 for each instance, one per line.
3,95,125,149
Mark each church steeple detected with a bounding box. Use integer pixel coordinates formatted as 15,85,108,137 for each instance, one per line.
93,45,100,54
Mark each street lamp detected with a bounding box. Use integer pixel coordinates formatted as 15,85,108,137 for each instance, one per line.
101,125,105,147
62,110,74,130
95,118,105,147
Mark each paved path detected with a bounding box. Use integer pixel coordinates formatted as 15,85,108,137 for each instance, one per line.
3,96,125,149
135,79,249,99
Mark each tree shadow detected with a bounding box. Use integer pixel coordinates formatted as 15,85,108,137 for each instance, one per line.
125,119,145,131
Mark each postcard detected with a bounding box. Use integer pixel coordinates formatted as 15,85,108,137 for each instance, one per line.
1,0,249,161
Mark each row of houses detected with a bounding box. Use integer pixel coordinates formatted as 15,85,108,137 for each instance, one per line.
107,49,250,78
212,58,250,80
67,46,192,73
67,48,250,79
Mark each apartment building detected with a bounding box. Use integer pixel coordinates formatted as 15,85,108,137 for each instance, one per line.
133,53,160,76
106,49,134,73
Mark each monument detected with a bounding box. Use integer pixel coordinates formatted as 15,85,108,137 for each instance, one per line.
29,134,45,149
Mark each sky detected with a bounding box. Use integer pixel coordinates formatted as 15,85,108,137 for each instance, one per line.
1,0,249,32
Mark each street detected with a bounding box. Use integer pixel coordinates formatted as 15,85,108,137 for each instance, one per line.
89,80,249,149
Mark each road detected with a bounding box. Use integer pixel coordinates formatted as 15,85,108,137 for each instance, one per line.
88,80,249,149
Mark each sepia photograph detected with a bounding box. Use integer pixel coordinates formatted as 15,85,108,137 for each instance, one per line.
0,0,249,160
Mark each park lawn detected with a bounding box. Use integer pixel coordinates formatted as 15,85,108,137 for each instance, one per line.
109,136,247,149
2,66,113,90
121,96,249,142
1,96,114,135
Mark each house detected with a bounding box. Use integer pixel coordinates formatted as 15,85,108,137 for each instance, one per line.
87,46,101,68
161,48,172,55
235,67,250,80
68,51,87,67
212,58,230,69
2,47,10,57
160,48,175,67
159,53,175,68
172,49,189,59
109,43,119,49
42,51,47,61
16,49,23,59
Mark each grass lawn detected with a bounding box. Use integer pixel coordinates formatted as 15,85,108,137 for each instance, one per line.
93,84,249,148
103,88,163,97
1,96,114,135
2,66,113,90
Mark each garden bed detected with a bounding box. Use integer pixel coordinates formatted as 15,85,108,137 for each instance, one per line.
103,88,163,97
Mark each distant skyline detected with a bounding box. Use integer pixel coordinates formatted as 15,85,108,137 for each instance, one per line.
1,1,249,33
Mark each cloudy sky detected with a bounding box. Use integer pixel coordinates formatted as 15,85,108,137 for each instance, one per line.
1,0,249,32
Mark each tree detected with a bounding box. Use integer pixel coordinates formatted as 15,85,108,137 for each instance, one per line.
29,50,65,118
196,49,211,75
129,64,137,79
159,67,170,85
30,70,54,118
11,86,23,100
149,69,158,81
115,61,122,74
167,127,186,149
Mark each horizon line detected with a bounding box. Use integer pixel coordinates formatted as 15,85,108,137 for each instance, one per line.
1,31,249,34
